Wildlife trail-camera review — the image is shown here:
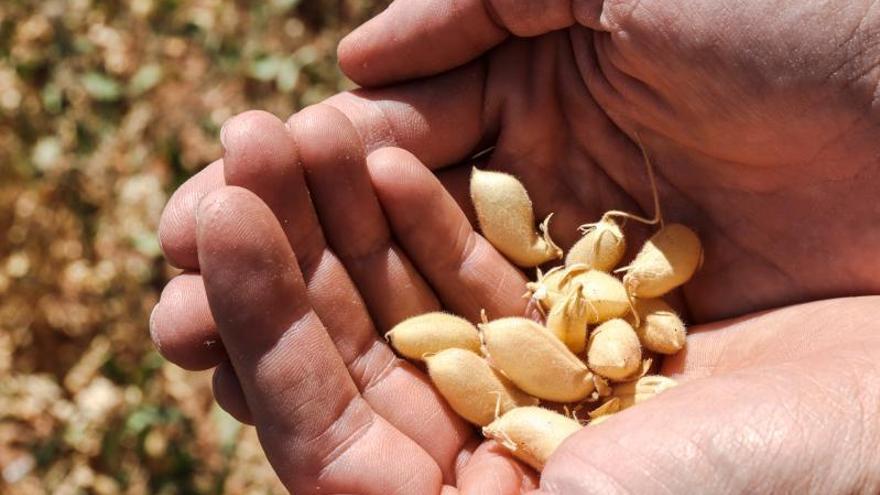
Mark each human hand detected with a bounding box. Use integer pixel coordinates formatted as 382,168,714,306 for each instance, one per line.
151,0,880,492
155,113,545,492
173,174,880,493
335,0,880,321
543,296,880,493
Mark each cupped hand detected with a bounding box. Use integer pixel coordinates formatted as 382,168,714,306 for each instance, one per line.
545,296,880,493
170,175,880,494
150,0,880,493
336,0,880,321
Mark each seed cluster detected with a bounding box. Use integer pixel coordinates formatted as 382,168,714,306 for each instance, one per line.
385,168,702,471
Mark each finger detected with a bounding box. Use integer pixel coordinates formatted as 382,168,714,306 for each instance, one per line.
212,360,253,425
290,104,440,329
324,61,490,168
158,160,225,269
150,273,226,370
222,110,474,483
158,63,491,269
367,147,529,321
437,165,478,227
538,376,739,493
197,186,442,493
338,0,586,86
664,296,880,379
543,298,880,493
542,349,879,493
457,441,539,495
220,109,330,284
221,109,389,358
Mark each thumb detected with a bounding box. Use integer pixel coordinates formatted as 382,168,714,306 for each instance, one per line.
338,0,606,87
539,298,880,493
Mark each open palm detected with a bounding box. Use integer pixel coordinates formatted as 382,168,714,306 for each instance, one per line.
150,0,880,493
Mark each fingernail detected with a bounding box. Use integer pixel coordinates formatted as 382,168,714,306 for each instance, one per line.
149,303,163,351
219,120,230,152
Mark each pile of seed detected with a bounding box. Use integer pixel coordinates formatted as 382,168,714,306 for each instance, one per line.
385,168,702,471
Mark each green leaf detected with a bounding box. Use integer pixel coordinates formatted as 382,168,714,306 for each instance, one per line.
249,55,280,82
131,231,161,257
271,0,302,11
81,72,121,102
41,83,63,114
125,406,162,435
128,64,163,96
276,57,300,92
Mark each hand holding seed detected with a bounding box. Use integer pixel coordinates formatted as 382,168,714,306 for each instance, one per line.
383,164,697,468
153,0,880,491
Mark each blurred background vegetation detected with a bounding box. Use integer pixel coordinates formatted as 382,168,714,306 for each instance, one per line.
0,0,385,492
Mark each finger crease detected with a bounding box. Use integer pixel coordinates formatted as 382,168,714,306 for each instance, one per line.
335,235,394,267
314,398,376,479
349,337,401,395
